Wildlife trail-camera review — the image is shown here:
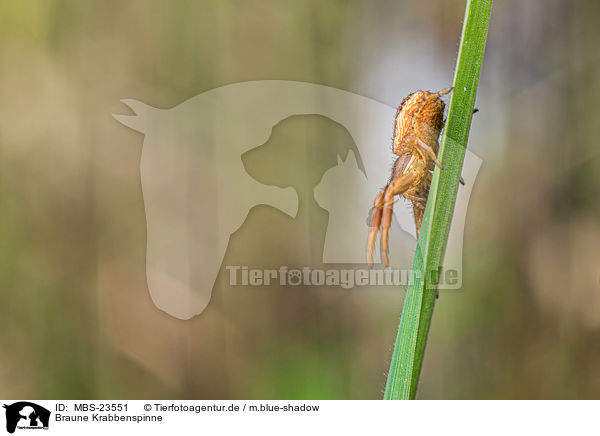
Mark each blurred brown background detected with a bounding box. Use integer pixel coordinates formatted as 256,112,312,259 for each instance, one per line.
0,0,599,399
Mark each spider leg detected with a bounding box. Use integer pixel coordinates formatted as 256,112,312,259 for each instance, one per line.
367,188,386,267
428,156,465,185
379,171,417,267
404,193,426,202
415,137,443,170
435,87,453,97
413,137,465,185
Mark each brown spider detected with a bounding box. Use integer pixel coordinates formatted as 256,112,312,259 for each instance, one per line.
367,87,453,267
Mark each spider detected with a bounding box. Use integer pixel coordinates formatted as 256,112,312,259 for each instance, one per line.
367,87,455,267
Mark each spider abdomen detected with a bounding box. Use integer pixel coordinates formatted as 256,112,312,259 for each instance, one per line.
392,89,448,157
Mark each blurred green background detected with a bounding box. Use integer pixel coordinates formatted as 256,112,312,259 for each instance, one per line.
1,0,600,399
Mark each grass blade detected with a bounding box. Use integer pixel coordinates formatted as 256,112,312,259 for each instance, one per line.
383,0,492,400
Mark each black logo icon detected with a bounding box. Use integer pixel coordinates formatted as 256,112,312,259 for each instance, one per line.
2,402,50,434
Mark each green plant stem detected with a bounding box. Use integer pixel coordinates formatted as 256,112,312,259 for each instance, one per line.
383,0,492,400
